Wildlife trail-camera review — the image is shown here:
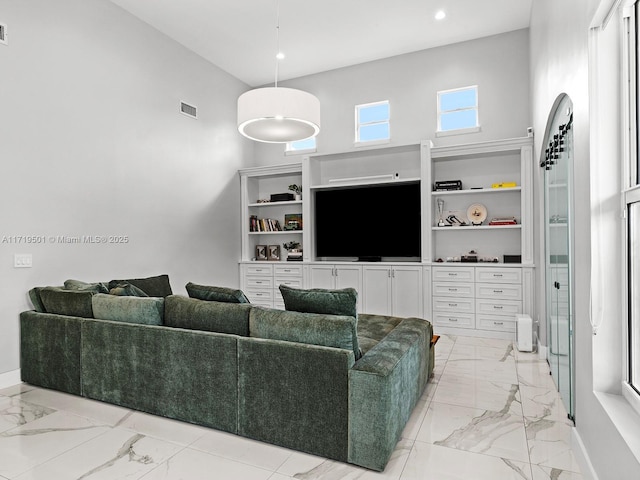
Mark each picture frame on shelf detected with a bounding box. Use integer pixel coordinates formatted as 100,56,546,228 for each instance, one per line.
267,245,281,261
284,213,303,231
255,245,268,261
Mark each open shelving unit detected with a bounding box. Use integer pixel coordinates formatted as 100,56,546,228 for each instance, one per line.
425,137,534,265
239,163,303,262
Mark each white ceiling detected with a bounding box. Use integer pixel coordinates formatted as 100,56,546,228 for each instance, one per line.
109,0,532,87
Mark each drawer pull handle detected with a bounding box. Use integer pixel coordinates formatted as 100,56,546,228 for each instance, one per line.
494,305,503,309
448,273,458,276
448,303,458,307
283,269,291,273
449,288,458,292
494,321,504,325
448,318,458,322
493,274,503,277
493,290,503,294
255,281,263,284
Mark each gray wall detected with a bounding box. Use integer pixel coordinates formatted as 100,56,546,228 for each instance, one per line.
253,29,531,164
0,0,253,376
530,0,640,477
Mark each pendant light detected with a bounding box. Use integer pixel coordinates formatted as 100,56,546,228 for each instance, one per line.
237,1,320,143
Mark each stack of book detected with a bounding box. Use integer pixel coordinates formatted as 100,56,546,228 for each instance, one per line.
286,251,303,261
249,215,282,232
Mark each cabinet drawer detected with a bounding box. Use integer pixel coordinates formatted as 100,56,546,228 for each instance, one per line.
274,276,303,288
475,299,522,316
433,297,475,313
245,289,273,303
433,312,475,329
475,268,521,284
476,314,516,332
475,283,522,300
432,267,475,282
246,276,273,289
433,282,474,298
274,264,303,276
245,264,274,276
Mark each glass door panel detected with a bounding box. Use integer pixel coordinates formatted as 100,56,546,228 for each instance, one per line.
543,94,574,421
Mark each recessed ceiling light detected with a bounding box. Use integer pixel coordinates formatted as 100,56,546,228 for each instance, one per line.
435,10,446,20
276,52,285,60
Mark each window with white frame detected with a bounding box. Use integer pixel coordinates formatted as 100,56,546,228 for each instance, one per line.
624,0,640,411
286,136,316,154
355,100,390,144
437,85,479,134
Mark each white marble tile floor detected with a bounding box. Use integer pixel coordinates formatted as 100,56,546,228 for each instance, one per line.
0,335,584,479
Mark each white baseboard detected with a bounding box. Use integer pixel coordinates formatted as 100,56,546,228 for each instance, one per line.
0,369,21,389
572,427,599,480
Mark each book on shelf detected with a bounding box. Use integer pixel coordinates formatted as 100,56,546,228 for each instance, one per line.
249,215,283,232
488,217,518,226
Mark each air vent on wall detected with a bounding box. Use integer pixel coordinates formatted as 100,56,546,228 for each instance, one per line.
180,101,197,119
0,23,8,45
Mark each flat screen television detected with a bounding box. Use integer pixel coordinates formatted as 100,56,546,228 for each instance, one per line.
314,182,421,260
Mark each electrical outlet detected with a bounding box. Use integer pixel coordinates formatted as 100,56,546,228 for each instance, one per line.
14,253,32,268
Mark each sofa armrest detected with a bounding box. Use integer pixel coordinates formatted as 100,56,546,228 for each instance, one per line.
238,337,355,462
20,311,83,395
348,317,432,471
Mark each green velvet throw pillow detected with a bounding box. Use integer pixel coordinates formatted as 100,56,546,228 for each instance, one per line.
63,279,109,294
28,287,48,313
279,284,358,319
108,274,172,297
164,295,251,336
39,287,95,318
186,282,250,304
109,283,149,297
92,293,164,325
249,307,361,360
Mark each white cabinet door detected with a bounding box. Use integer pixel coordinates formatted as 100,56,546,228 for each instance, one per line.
334,265,363,307
362,266,392,315
392,265,423,318
309,264,337,289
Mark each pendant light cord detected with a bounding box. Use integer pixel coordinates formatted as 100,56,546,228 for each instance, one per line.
275,0,280,88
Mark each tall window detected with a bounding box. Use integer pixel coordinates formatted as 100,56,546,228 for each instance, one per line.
355,101,390,145
437,85,479,134
625,0,640,410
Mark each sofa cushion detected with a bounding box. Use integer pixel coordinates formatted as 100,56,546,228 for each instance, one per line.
92,293,164,325
186,282,250,304
249,307,361,360
356,313,403,356
164,295,251,336
107,274,172,297
39,287,94,318
109,283,149,297
63,279,109,294
279,284,358,319
28,287,48,313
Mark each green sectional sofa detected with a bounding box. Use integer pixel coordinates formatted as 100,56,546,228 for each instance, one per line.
20,281,433,472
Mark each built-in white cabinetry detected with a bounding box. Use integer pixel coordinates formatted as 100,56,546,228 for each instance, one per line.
240,262,304,309
238,136,535,338
431,265,524,338
238,163,303,262
362,265,423,317
425,137,534,265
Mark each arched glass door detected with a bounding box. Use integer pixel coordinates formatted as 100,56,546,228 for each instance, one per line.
541,94,575,421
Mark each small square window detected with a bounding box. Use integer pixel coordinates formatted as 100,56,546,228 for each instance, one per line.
356,101,390,144
437,86,479,134
286,136,316,154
